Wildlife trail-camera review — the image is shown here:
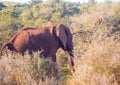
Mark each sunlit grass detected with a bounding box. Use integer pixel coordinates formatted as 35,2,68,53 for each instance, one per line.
67,31,120,85
0,52,63,85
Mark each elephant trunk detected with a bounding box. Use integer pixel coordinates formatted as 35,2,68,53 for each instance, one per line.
66,51,75,73
63,25,75,72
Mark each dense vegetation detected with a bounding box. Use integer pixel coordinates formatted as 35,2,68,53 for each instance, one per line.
0,0,120,85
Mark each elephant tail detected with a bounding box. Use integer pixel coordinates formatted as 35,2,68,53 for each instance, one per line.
0,43,8,56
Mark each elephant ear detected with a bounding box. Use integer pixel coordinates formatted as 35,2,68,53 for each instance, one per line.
55,24,67,50
55,24,73,51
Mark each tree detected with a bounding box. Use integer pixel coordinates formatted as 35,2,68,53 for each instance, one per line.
88,0,96,4
30,0,43,6
0,2,6,10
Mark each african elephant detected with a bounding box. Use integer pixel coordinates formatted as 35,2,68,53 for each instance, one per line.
0,24,75,72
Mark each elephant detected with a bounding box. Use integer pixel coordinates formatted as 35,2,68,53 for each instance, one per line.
0,24,75,72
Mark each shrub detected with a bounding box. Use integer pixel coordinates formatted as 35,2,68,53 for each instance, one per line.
67,31,120,85
0,52,63,85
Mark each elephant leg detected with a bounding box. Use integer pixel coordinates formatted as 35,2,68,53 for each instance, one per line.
28,50,34,59
66,51,75,73
51,55,56,62
48,54,56,62
46,49,57,62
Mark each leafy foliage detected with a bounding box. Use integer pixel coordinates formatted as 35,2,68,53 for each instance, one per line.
0,0,80,44
0,2,6,10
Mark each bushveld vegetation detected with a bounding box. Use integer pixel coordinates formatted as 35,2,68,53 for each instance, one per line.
0,0,120,85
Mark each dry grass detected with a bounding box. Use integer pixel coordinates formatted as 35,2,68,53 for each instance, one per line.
0,52,63,85
67,31,120,85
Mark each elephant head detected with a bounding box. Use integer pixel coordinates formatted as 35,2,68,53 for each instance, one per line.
54,24,75,72
54,24,73,50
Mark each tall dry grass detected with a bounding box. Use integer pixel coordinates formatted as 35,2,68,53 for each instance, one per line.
67,30,120,85
0,52,63,85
